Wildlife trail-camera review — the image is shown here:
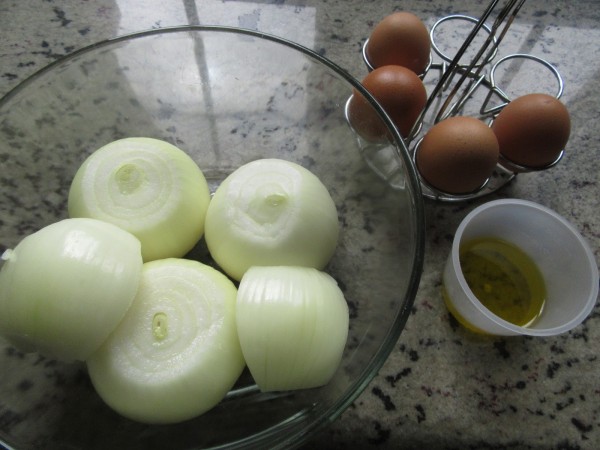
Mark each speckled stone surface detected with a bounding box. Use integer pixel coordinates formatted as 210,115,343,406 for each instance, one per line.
1,1,599,449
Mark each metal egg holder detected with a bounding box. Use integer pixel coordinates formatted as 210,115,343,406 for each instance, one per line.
348,6,565,202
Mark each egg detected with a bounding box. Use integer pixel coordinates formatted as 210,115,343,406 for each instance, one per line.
492,93,571,170
365,12,431,75
416,116,499,194
347,65,427,142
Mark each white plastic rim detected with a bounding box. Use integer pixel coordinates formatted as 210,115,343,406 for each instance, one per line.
443,199,599,336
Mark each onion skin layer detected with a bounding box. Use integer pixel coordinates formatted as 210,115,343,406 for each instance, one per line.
0,218,142,361
236,266,349,392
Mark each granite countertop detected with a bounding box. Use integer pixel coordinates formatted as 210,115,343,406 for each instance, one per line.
1,0,598,449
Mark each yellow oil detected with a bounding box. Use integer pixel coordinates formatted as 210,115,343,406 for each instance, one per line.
442,287,488,334
457,237,547,328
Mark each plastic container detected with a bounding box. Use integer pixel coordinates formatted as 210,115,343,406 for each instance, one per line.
443,199,598,336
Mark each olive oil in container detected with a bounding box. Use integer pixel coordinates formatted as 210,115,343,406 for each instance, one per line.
442,199,598,336
458,237,546,327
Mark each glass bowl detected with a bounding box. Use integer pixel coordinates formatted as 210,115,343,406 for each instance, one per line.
0,26,424,449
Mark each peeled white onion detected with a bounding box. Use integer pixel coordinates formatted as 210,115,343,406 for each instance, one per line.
236,266,349,392
68,137,211,262
205,158,339,281
87,258,245,424
0,218,142,361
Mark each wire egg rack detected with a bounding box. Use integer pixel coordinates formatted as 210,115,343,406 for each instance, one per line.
347,0,565,202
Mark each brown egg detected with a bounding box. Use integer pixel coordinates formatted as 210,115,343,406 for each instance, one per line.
416,116,499,194
347,65,427,142
366,12,431,75
492,93,570,169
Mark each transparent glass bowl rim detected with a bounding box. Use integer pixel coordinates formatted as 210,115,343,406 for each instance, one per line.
0,25,426,449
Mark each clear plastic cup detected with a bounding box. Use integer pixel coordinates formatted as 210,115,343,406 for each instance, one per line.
443,199,599,336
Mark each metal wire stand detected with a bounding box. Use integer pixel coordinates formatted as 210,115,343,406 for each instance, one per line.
354,0,565,202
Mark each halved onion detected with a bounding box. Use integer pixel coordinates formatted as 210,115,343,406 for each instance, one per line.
0,218,142,361
205,158,339,281
86,258,245,424
236,266,349,392
68,137,211,262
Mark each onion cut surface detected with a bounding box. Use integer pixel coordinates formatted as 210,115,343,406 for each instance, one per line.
68,137,211,262
0,218,142,361
236,266,349,392
86,258,245,424
205,159,339,281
